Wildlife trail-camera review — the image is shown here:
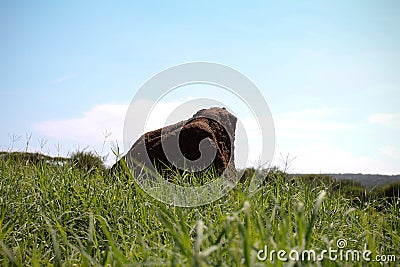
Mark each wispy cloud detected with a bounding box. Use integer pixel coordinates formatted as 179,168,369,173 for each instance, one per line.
271,108,400,174
32,101,189,165
368,112,400,127
33,104,127,144
33,100,187,151
276,142,399,175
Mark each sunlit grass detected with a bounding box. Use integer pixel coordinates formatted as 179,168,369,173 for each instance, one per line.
0,155,399,266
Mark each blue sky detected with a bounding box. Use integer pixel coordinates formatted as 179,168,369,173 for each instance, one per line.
1,1,399,174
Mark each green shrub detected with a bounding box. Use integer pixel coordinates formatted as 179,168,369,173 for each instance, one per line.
70,150,106,174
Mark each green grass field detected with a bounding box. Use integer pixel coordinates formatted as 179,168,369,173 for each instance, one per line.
0,154,399,266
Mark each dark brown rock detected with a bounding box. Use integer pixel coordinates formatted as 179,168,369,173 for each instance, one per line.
114,107,237,181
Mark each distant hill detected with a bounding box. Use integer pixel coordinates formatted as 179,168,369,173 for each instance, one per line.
322,173,400,189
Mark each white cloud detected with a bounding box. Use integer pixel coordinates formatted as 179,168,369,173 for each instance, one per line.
33,104,399,174
276,142,399,175
379,145,400,159
34,104,127,144
33,100,194,150
274,108,352,140
32,100,190,166
368,113,400,127
235,108,355,169
270,108,399,174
